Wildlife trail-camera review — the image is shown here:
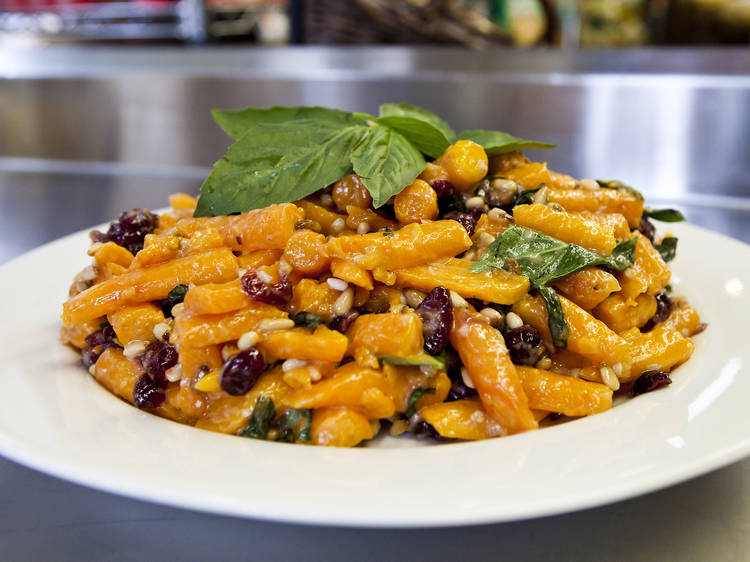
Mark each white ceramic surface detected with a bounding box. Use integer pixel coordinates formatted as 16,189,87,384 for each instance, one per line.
0,223,747,527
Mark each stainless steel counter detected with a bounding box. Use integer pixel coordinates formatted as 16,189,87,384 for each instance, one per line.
1,46,749,561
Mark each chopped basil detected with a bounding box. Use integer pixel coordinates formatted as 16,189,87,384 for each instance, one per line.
472,226,637,347
379,354,446,370
654,237,678,262
405,387,436,418
276,408,312,443
643,208,686,222
472,226,637,284
293,311,322,333
537,286,569,348
241,395,276,440
595,179,644,201
162,284,189,316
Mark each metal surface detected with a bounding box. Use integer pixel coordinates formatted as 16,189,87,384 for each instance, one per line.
1,46,750,560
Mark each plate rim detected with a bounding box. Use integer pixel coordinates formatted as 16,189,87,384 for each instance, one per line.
1,221,749,528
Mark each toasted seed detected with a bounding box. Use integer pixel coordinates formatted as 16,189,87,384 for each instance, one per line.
389,418,409,436
282,358,308,372
536,357,553,370
600,365,620,391
123,340,148,360
165,364,183,383
461,367,475,389
479,307,503,327
357,222,371,235
404,289,426,309
152,321,172,342
505,311,524,329
330,218,346,234
319,193,334,207
326,277,349,291
257,318,295,333
237,330,259,350
465,196,486,210
450,291,469,309
333,287,354,316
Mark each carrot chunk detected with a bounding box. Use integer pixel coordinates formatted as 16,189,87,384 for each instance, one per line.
450,309,537,434
62,247,238,326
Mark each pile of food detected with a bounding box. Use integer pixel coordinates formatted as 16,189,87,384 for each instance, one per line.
61,104,703,446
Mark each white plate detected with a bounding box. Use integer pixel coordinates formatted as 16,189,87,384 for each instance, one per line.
0,222,748,527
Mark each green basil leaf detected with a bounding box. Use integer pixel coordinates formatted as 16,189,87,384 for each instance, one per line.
352,125,426,208
595,179,644,201
654,237,678,262
379,354,446,370
643,208,686,222
163,283,189,316
379,103,455,143
537,285,569,348
195,121,368,216
375,116,452,159
292,312,322,333
405,387,436,418
241,395,276,439
276,408,312,443
456,130,555,156
471,226,637,285
212,106,365,139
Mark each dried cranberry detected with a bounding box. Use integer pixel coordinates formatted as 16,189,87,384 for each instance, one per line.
133,374,165,409
90,209,158,255
331,311,359,333
642,292,673,332
81,349,99,369
504,325,544,365
416,287,453,355
446,378,478,402
219,348,265,396
632,370,671,396
140,341,178,387
438,194,466,215
412,420,452,442
469,206,487,222
241,270,292,306
432,179,456,198
637,216,656,242
84,324,118,348
443,211,478,237
442,347,461,380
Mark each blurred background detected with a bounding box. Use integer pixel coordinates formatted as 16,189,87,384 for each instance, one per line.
0,0,749,47
1,2,750,560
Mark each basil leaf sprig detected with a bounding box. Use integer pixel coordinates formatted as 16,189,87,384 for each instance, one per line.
643,208,686,222
472,226,637,347
195,104,554,217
